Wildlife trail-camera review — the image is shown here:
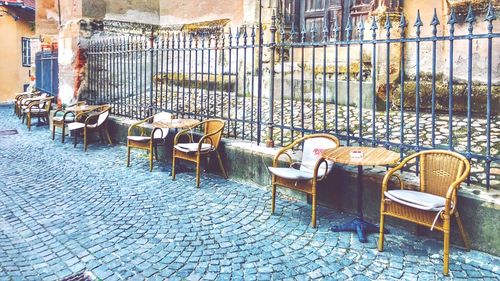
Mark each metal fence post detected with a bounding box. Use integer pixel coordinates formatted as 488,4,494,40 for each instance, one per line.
149,29,155,118
266,10,277,148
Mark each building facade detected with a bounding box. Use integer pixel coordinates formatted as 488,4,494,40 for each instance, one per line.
0,0,36,103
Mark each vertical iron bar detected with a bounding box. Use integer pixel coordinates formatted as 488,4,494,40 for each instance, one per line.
485,3,496,190
188,34,193,118
257,0,263,144
346,17,352,146
280,25,285,145
227,30,232,135
415,11,423,175
466,6,475,185
182,33,186,117
235,29,240,139
250,26,256,141
214,35,219,118
149,31,155,117
448,9,456,150
399,14,407,159
385,15,392,148
207,35,212,118
300,26,305,139
267,12,276,147
371,17,378,146
358,19,365,146
431,10,439,148
243,27,248,140
311,24,317,134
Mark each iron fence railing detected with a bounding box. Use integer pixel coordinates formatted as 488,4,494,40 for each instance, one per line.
35,51,58,97
86,4,499,190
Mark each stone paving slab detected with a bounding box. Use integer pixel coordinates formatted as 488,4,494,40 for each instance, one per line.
0,106,499,280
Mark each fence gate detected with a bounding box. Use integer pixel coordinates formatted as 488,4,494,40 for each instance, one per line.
35,51,58,97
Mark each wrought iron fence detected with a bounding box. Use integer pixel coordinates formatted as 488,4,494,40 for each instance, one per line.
86,4,499,189
35,51,58,97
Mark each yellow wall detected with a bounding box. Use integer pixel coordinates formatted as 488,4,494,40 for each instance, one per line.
0,11,35,102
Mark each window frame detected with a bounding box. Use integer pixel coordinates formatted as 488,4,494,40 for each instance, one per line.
21,37,31,67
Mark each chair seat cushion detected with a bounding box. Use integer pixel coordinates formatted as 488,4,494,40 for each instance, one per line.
53,116,75,122
384,190,447,211
175,143,212,153
268,167,314,181
127,136,151,142
67,122,86,131
26,108,46,113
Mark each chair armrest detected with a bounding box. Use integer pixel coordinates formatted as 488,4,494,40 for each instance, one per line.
174,125,198,145
312,158,329,182
128,116,153,136
273,144,295,167
381,162,406,195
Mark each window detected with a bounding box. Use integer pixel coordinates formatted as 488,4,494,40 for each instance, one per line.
22,37,31,67
281,0,400,41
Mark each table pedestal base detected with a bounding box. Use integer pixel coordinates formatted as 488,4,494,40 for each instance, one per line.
331,217,387,243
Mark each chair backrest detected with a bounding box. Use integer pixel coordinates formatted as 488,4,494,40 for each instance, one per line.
203,119,225,149
299,136,339,175
96,106,111,126
153,112,172,139
419,151,469,198
37,93,48,108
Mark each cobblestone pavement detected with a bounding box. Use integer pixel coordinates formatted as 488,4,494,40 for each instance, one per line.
0,105,499,280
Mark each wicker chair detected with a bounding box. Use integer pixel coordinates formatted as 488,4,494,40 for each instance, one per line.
22,96,53,130
52,101,87,143
15,91,40,117
269,134,340,228
126,111,172,171
67,105,112,151
172,119,227,188
378,150,471,276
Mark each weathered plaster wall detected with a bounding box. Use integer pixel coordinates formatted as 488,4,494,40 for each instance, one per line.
159,0,244,27
84,0,159,25
404,0,500,84
0,13,35,102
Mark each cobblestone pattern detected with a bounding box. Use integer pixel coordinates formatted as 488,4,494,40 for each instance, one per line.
0,106,499,280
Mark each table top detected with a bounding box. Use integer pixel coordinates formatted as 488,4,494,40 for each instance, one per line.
152,118,199,129
65,105,102,112
322,146,400,166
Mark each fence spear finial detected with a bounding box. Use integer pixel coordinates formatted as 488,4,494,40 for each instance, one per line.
414,10,423,37
485,1,497,34
345,15,352,40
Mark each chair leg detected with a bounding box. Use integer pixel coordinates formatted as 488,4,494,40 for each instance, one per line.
455,211,471,250
443,215,451,276
172,153,177,180
196,154,201,188
271,182,276,214
378,213,385,252
73,131,78,148
149,148,154,172
104,127,112,145
27,113,31,131
215,151,228,179
52,125,56,140
84,128,88,152
61,125,66,143
126,145,131,167
311,192,317,228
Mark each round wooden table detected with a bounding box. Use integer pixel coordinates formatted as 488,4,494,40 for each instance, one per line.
152,118,199,129
322,146,400,243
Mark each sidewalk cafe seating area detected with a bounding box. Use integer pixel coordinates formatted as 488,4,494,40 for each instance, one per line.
12,94,482,276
